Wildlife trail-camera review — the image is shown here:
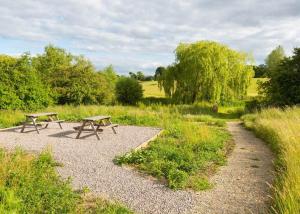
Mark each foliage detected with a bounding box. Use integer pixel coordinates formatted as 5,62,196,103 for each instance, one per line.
253,64,267,78
0,110,25,128
259,48,300,106
33,45,116,105
115,77,143,105
265,45,285,76
0,149,79,213
99,65,119,104
0,148,132,213
243,107,300,214
76,195,133,214
158,41,254,104
129,71,154,81
0,54,51,110
115,124,231,190
154,66,166,80
136,71,145,80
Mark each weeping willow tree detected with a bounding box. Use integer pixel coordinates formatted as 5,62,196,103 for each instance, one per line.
158,41,254,104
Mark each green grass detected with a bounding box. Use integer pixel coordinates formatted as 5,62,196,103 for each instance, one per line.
243,107,300,214
142,78,267,98
141,81,164,98
247,78,267,97
0,148,132,213
115,125,232,189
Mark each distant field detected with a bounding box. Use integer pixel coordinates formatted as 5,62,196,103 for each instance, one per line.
247,78,267,97
141,81,165,97
142,78,267,98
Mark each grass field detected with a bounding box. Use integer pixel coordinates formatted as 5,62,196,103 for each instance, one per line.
141,81,165,98
243,107,300,214
142,78,267,98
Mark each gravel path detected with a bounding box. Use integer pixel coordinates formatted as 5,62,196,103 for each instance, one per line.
192,122,274,214
0,123,195,214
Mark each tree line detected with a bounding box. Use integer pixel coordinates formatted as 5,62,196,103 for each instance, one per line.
0,45,144,110
154,42,299,106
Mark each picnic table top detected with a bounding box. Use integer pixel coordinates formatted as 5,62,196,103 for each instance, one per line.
26,112,57,117
83,115,111,121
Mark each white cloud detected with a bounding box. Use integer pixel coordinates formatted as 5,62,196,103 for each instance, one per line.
0,0,300,74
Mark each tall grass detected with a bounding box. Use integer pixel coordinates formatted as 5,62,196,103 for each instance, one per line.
0,102,244,129
0,110,25,128
0,148,132,213
243,107,300,214
0,148,78,213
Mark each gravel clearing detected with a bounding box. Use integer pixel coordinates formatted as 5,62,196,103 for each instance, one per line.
0,123,195,214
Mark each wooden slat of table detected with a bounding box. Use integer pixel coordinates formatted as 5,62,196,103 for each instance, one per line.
83,115,111,121
26,112,57,117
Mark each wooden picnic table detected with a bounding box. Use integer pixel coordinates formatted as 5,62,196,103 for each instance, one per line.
74,115,118,140
21,112,64,134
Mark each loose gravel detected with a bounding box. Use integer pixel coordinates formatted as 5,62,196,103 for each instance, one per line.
0,123,195,214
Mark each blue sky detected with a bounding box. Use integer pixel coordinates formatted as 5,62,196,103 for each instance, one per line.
1,0,300,75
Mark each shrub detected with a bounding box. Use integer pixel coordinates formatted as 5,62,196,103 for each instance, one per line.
33,46,117,105
0,54,51,110
115,77,143,105
259,47,300,106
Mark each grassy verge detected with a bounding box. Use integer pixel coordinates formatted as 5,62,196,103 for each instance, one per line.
242,107,300,214
0,148,132,213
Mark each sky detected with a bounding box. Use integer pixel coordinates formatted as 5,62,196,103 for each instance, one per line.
0,0,300,75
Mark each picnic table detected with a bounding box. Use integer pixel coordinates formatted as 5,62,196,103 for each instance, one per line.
74,115,118,140
21,112,64,134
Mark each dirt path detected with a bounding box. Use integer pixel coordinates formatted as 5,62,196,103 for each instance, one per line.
192,122,274,214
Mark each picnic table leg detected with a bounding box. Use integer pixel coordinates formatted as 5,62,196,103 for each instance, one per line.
45,115,52,128
32,118,40,134
55,114,63,129
21,117,29,133
90,122,100,140
96,124,103,132
108,118,117,134
76,121,87,139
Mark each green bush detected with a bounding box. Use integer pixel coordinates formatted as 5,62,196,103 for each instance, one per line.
33,45,117,105
0,54,51,110
259,47,300,106
115,77,143,105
